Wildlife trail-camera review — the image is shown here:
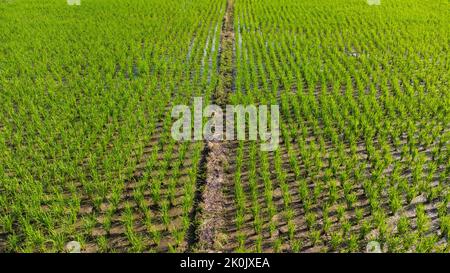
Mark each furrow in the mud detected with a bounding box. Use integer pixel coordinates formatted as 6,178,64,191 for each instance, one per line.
196,0,236,252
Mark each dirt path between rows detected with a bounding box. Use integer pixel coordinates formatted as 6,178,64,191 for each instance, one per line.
196,0,235,252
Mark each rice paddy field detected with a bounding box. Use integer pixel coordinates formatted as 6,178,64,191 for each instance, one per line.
0,0,449,253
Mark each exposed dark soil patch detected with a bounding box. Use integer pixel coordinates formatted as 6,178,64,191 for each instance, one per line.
0,233,7,252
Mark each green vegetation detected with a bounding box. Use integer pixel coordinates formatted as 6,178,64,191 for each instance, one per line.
0,0,224,252
0,0,449,253
227,0,449,253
